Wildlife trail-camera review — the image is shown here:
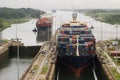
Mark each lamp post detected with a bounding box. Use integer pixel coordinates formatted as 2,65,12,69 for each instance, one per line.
15,21,19,80
91,17,94,29
48,24,49,41
16,38,22,80
113,41,118,72
55,16,56,32
114,23,119,72
17,38,20,80
101,22,103,41
115,23,119,40
15,21,21,80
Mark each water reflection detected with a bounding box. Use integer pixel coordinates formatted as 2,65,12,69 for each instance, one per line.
36,30,51,43
0,57,32,80
0,58,10,70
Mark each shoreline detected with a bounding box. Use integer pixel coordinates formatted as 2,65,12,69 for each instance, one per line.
82,9,120,25
0,18,30,32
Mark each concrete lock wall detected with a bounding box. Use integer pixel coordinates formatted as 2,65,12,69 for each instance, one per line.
0,47,9,63
94,55,109,80
9,46,41,58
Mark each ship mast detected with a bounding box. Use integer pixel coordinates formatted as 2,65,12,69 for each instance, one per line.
72,12,77,22
72,12,79,56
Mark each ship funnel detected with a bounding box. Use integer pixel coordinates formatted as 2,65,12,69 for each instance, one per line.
72,12,77,21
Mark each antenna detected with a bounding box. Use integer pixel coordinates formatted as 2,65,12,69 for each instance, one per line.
72,12,77,21
16,23,18,39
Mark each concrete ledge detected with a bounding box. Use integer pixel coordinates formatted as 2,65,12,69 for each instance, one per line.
0,44,9,63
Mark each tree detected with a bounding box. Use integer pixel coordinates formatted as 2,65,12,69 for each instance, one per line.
0,19,3,28
0,7,45,19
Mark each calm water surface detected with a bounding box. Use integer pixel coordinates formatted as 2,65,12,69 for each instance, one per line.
0,58,32,80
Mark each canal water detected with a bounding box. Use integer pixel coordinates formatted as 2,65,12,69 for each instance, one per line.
0,10,120,80
0,58,32,80
1,19,42,46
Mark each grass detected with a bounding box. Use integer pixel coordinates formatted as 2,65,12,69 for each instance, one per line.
104,41,120,80
41,65,48,74
33,65,38,70
110,67,120,80
97,40,120,79
112,58,120,66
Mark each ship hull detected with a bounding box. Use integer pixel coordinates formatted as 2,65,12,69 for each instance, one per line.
57,55,95,77
36,26,51,31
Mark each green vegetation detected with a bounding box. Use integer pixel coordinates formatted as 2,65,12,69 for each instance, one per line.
0,39,8,46
0,18,30,31
33,65,38,71
110,67,120,80
102,40,120,80
41,65,48,74
79,9,120,25
0,7,45,19
0,7,45,31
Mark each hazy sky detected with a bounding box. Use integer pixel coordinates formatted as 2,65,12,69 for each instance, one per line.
0,0,120,9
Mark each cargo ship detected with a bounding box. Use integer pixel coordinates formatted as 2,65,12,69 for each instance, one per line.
57,12,96,77
36,14,53,31
36,14,53,41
